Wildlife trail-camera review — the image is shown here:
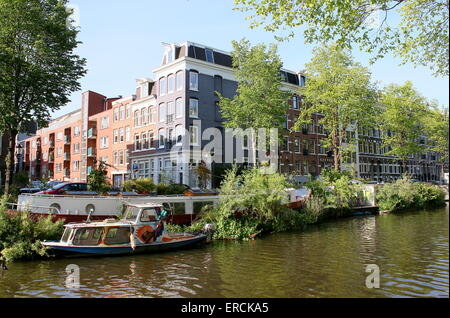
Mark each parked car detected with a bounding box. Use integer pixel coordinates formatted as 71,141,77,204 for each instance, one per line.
19,181,45,194
33,182,96,195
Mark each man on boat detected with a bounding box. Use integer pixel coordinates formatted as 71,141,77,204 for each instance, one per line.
154,208,168,242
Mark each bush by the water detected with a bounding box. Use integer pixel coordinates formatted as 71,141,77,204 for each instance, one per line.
170,166,310,240
123,178,155,194
0,199,64,262
376,177,446,212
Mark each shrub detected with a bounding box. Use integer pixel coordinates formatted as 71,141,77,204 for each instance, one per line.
123,178,155,194
0,208,64,262
87,163,111,194
376,177,446,211
155,183,187,195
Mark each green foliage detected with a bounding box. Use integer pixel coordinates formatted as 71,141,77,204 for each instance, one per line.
379,81,429,168
304,169,360,213
184,166,309,240
0,208,64,262
217,38,290,162
376,177,446,211
424,106,449,164
12,172,29,188
87,163,111,194
156,183,187,195
123,178,155,194
293,43,379,170
234,0,448,76
0,0,87,195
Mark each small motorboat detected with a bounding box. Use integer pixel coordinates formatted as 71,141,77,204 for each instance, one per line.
41,203,207,258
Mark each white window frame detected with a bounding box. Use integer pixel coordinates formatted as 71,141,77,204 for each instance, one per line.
189,98,198,118
189,71,198,91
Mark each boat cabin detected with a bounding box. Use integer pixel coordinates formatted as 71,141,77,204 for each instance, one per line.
59,203,166,247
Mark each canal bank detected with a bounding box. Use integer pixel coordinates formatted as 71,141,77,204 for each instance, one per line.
0,205,448,298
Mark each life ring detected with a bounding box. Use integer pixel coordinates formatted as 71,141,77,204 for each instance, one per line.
136,225,155,243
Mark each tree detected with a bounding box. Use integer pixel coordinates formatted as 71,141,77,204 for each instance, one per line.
293,43,379,171
234,0,449,76
87,162,111,194
217,39,290,166
379,81,429,173
194,161,212,189
423,105,449,180
0,0,87,195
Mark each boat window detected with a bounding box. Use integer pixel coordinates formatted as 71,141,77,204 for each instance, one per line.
124,206,140,221
193,201,214,214
104,227,131,245
140,208,157,222
163,202,185,215
61,228,72,243
72,227,103,246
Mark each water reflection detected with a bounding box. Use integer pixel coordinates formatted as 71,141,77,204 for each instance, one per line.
0,206,448,298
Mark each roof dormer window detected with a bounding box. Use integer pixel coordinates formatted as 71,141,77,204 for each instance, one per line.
205,48,214,63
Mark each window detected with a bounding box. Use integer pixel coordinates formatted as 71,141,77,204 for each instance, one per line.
142,132,148,149
159,77,166,96
293,95,299,110
176,71,183,91
57,132,63,141
113,151,118,165
189,98,198,117
189,71,198,91
119,106,125,121
134,110,140,127
282,137,289,152
73,228,104,246
104,228,130,245
43,137,48,145
101,116,109,129
119,128,124,143
114,108,119,122
294,137,301,153
125,126,131,142
149,107,155,123
100,136,109,149
126,105,131,119
205,49,214,63
73,143,80,153
134,134,140,151
57,147,62,157
176,99,184,118
176,125,183,144
119,150,124,165
73,161,80,171
243,135,249,150
190,126,199,145
74,126,80,137
167,101,174,122
141,108,148,126
300,75,306,87
214,75,223,95
113,129,118,144
148,131,155,149
159,103,166,123
168,74,175,93
159,129,165,148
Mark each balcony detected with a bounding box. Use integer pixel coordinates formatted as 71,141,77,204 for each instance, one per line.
49,140,55,148
64,153,70,161
87,128,97,139
166,114,174,124
48,154,55,163
87,166,94,175
87,147,95,157
64,135,71,144
63,168,70,177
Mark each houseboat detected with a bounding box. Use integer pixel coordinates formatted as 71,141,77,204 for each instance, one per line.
41,203,207,257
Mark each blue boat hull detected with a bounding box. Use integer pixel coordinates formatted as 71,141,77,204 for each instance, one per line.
44,234,207,258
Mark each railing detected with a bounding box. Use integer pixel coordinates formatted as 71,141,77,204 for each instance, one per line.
64,153,70,160
64,136,71,144
87,147,95,157
5,202,61,214
166,114,174,124
87,128,96,138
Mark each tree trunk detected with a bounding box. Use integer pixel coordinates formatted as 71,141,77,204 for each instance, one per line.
4,129,18,196
402,159,408,177
333,130,340,171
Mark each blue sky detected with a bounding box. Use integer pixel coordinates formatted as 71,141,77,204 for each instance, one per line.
55,0,449,118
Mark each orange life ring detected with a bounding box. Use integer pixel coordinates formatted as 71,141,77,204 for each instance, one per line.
136,225,155,243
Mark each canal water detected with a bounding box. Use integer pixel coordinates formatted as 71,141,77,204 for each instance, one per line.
0,205,448,298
